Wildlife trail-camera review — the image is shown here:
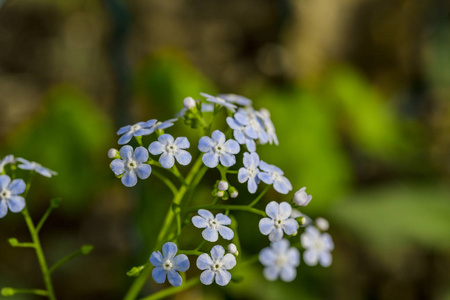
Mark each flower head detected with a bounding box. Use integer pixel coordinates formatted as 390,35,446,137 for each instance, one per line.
226,117,256,152
149,134,192,169
150,242,190,287
198,130,240,168
259,201,299,242
117,120,157,145
255,108,278,145
233,108,268,144
197,245,236,286
258,161,292,194
301,226,334,267
0,175,26,218
238,152,261,194
192,209,234,242
0,155,15,173
110,146,151,187
16,158,57,178
259,239,300,282
201,93,237,112
293,187,312,206
217,94,252,107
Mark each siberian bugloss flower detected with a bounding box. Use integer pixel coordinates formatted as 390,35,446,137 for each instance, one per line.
192,209,234,242
0,175,26,218
226,117,256,152
110,146,151,187
259,239,300,282
153,118,178,131
117,120,157,145
149,134,192,169
301,226,334,267
0,155,14,173
258,161,292,194
17,158,57,178
233,108,268,144
197,245,236,286
218,94,252,107
255,108,278,145
238,152,261,194
293,187,312,206
198,130,240,168
259,202,299,242
150,242,190,287
201,92,237,112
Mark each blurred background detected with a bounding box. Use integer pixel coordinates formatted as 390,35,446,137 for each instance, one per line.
0,0,449,299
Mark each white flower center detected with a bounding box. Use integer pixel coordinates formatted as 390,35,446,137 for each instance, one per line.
272,172,281,182
275,254,288,267
314,238,325,251
131,124,141,132
0,189,11,200
214,145,225,154
126,159,138,170
211,260,223,272
248,167,257,178
163,259,173,271
274,217,284,228
216,97,226,104
209,219,220,230
165,143,178,154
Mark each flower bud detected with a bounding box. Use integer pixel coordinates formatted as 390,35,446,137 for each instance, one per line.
316,217,329,231
183,97,196,109
108,148,119,159
218,181,229,191
293,187,312,207
217,190,224,197
229,186,238,198
227,243,238,256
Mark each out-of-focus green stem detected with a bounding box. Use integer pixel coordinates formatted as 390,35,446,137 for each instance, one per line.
138,278,200,300
248,185,270,207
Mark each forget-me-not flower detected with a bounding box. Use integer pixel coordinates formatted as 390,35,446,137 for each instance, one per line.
258,161,292,194
17,158,57,178
233,108,268,144
0,175,26,218
218,94,252,107
0,155,14,173
200,93,237,112
117,120,157,145
226,117,256,152
198,130,240,168
110,146,151,187
152,118,178,131
301,226,334,267
256,108,278,145
149,134,192,169
259,239,300,282
150,242,190,287
238,152,261,194
197,245,236,286
192,209,234,242
259,201,299,242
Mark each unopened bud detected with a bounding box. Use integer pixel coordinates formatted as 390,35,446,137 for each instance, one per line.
218,181,229,191
293,187,312,207
217,190,224,197
127,265,145,277
108,148,119,159
183,97,196,109
229,187,238,198
227,243,238,256
316,217,329,231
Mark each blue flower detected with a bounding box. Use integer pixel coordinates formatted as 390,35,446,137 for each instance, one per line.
301,226,334,267
258,161,292,194
110,146,151,187
149,134,192,169
259,201,299,242
259,239,300,282
226,117,256,152
196,245,236,286
0,155,15,173
255,108,278,145
192,209,234,242
117,120,157,145
0,175,26,218
16,158,57,178
150,242,190,287
200,93,237,112
233,108,268,144
198,130,240,168
238,152,261,194
217,94,252,107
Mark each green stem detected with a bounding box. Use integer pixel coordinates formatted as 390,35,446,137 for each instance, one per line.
1,288,49,297
248,185,270,207
138,278,200,300
185,205,266,217
151,169,178,196
177,250,203,256
36,199,60,233
49,246,92,274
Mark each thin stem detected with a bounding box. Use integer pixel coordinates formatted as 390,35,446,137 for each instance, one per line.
151,169,178,196
138,278,200,300
169,166,186,186
177,250,203,256
1,288,49,297
248,185,270,207
36,199,61,233
49,246,92,274
185,205,266,217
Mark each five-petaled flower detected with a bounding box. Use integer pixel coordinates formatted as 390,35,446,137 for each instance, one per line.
259,201,299,242
0,175,26,218
117,120,157,145
110,146,151,187
17,158,57,178
149,134,192,169
197,245,236,286
233,108,268,144
192,209,234,242
201,92,237,112
238,152,261,194
301,226,334,267
198,130,240,168
258,161,292,194
0,155,14,174
259,239,300,282
150,242,190,287
226,117,256,152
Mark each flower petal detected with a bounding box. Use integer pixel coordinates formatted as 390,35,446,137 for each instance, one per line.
202,152,219,168
287,248,300,267
174,150,192,166
121,170,137,187
210,245,225,260
0,200,7,218
238,168,249,183
271,239,290,254
211,130,226,144
218,226,234,240
136,164,151,179
259,248,276,266
200,270,215,285
198,136,214,152
7,196,25,213
158,134,174,145
215,269,232,286
198,209,214,219
248,178,258,194
280,265,296,282
319,251,332,267
148,141,165,155
192,216,208,228
202,227,219,242
162,242,178,260
215,213,231,225
263,266,279,281
259,218,274,235
322,233,334,250
173,254,190,272
219,153,236,167
110,159,125,175
197,253,213,270
278,202,292,220
223,140,240,154
119,145,134,160
258,172,273,185
0,175,11,189
167,270,182,287
159,153,175,169
117,125,131,135
303,249,319,266
150,251,164,267
133,147,149,163
282,219,298,235
265,201,279,219
152,267,167,283
118,132,134,145
9,179,25,195
221,253,236,269
269,228,283,242
174,137,190,149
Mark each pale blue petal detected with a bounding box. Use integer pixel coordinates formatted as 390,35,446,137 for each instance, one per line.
136,164,151,179
200,270,215,285
9,179,25,195
319,251,332,267
258,172,273,184
278,202,292,219
248,178,258,194
263,266,279,281
143,119,157,127
119,145,134,160
134,147,149,163
273,179,290,194
7,196,25,213
201,103,214,112
244,126,259,139
118,132,134,145
134,128,152,136
259,248,276,266
250,152,260,165
258,161,271,172
202,152,219,168
198,137,214,152
272,239,290,254
287,248,300,266
162,242,178,260
148,141,165,155
198,209,214,219
121,170,137,187
110,159,125,176
35,167,53,178
233,130,246,144
303,249,319,266
150,251,164,267
238,168,249,183
215,213,231,225
219,154,235,167
158,134,174,145
301,233,314,248
211,245,225,260
265,201,279,219
173,254,190,272
259,218,274,235
242,152,252,168
152,267,167,283
280,266,296,282
167,270,182,287
218,226,234,240
192,216,208,228
196,253,213,270
223,140,240,154
202,227,219,242
322,233,334,250
305,226,320,238
174,150,191,166
246,139,256,152
159,153,175,169
174,137,190,149
226,117,241,130
282,219,299,235
117,125,131,135
269,228,283,242
211,130,226,144
234,112,249,125
215,269,231,286
0,200,7,218
0,175,11,189
221,254,236,269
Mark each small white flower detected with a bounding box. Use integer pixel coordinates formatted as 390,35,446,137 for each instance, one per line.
218,181,229,191
108,148,119,159
192,209,234,242
197,245,236,286
183,97,196,109
315,217,329,231
259,239,300,282
259,202,299,242
227,243,238,255
301,226,334,267
293,187,312,206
